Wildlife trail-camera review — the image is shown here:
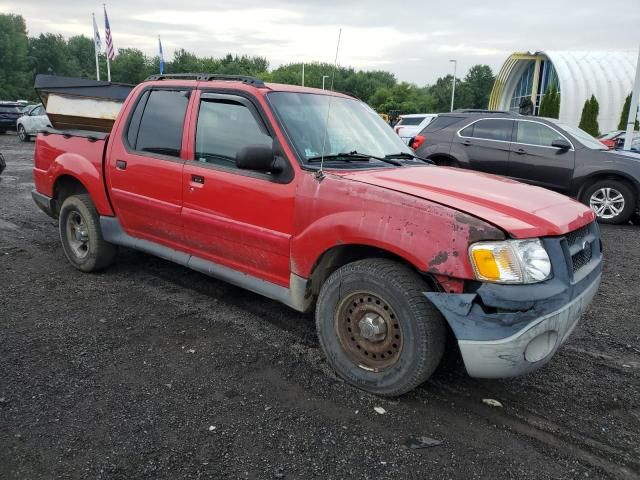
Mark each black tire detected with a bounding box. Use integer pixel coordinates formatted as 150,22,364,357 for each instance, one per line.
17,125,30,142
59,194,116,272
316,258,446,396
581,179,636,225
431,156,460,168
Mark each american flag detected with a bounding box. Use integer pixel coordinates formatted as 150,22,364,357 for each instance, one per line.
104,6,116,60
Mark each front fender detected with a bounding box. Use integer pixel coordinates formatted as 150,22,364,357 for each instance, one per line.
291,172,505,279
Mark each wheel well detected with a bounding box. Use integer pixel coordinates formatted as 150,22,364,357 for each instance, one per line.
53,175,88,216
577,174,638,201
309,244,438,296
428,154,459,167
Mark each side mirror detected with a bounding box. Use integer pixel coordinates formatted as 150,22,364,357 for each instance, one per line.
236,144,282,173
551,139,571,151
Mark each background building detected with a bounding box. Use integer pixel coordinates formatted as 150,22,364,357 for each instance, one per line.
489,51,636,133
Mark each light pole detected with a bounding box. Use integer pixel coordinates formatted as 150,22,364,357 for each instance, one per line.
449,59,457,112
322,75,329,90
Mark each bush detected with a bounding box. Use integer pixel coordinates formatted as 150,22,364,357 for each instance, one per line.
618,93,640,131
579,94,600,137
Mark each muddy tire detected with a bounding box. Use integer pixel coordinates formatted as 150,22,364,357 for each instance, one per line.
316,258,446,396
59,194,116,272
581,179,636,225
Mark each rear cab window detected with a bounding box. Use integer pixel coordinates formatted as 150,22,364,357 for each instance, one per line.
125,89,190,157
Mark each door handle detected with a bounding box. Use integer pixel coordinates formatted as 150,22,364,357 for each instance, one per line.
191,174,205,184
462,140,471,146
116,159,127,170
514,148,527,155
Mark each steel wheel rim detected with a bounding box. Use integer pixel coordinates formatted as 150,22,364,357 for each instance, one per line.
334,291,403,372
66,210,90,259
590,187,625,219
18,125,26,141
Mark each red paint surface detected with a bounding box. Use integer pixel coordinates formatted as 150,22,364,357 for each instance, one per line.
33,79,596,290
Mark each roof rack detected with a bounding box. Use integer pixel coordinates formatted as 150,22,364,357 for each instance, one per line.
144,73,266,87
452,109,520,115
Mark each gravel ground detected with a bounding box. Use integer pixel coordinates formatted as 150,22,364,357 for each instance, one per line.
1,132,639,480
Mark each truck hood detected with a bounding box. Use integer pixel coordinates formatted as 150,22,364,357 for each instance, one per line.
341,166,594,238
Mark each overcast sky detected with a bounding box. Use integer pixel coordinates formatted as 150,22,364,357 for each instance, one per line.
3,0,639,84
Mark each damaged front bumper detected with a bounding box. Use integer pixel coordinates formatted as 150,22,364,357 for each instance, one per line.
426,222,603,378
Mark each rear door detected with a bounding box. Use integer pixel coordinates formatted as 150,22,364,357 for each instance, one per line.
107,88,191,247
508,120,575,192
456,118,514,175
181,91,296,287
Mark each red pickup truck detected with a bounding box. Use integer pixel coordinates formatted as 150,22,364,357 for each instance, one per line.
32,74,602,396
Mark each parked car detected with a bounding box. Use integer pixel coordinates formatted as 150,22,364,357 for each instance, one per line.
394,114,437,144
16,103,50,142
0,102,24,134
599,130,640,149
413,111,640,224
31,74,601,396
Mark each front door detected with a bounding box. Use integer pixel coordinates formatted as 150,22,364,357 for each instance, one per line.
508,120,575,193
457,118,514,175
181,91,296,287
107,88,191,247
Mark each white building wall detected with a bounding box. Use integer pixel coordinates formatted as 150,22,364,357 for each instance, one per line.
544,51,636,133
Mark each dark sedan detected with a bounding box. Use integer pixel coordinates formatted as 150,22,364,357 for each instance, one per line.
414,111,640,224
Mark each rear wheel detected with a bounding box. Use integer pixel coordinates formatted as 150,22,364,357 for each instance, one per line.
17,125,30,142
316,258,446,396
581,179,636,224
59,194,116,272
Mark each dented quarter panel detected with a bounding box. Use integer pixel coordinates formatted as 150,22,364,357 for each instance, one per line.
291,170,505,279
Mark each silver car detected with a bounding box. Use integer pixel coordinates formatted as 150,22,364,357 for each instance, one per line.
16,104,50,142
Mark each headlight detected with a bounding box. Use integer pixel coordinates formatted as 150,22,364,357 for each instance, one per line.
469,239,551,284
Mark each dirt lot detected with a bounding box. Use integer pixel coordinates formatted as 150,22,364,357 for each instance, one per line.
1,132,639,480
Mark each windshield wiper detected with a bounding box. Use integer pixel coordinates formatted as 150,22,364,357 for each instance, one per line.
307,151,402,166
384,152,433,164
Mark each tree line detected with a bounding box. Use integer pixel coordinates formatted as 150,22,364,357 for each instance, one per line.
0,13,495,114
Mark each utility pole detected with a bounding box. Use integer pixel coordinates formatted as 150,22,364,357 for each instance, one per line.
623,46,640,150
450,59,457,112
322,75,329,90
301,62,305,87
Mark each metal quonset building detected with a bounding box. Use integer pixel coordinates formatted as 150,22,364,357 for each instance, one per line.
489,51,637,133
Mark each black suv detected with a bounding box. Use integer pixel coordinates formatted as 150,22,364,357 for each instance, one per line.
414,111,640,224
0,102,24,134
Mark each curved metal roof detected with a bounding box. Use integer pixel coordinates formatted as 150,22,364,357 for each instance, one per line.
489,51,637,133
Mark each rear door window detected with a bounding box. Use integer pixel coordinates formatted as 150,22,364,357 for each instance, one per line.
129,89,189,157
515,121,565,147
465,119,513,141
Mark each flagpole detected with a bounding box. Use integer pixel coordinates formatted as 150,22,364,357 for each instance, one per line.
104,4,111,82
92,13,100,81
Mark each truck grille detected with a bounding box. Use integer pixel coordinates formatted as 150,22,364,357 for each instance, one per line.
565,224,593,273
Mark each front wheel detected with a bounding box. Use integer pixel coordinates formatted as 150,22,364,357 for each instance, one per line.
17,125,30,142
59,194,116,272
582,180,636,224
316,259,446,396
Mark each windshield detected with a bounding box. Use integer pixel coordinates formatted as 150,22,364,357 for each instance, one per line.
268,92,411,166
397,116,425,126
549,120,606,150
0,106,19,113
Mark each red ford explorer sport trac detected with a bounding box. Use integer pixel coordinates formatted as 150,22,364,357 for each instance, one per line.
31,73,602,396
